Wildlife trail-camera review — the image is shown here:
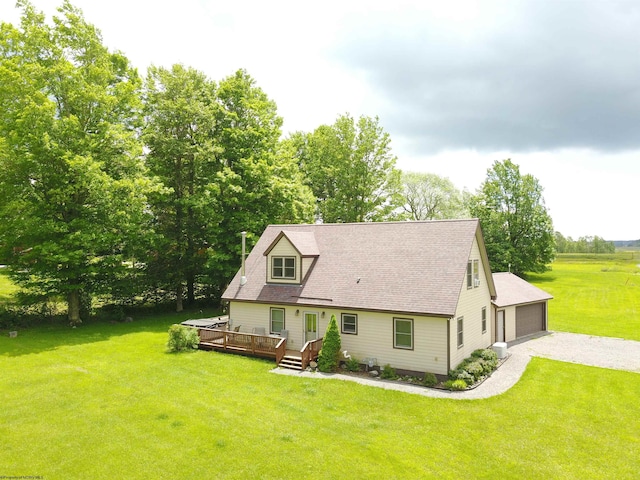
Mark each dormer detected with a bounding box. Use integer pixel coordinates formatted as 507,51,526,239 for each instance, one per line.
263,230,319,284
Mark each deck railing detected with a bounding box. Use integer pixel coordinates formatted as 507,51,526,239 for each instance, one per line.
300,337,323,370
197,328,286,359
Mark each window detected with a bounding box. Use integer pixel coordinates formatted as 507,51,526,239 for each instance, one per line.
457,317,464,348
394,318,413,350
272,256,295,279
473,259,480,287
481,307,487,333
466,261,473,289
270,308,285,334
341,313,358,335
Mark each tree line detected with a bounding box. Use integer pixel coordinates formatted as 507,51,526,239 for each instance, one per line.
554,233,615,254
0,2,557,324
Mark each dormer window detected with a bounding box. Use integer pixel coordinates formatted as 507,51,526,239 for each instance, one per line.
272,256,295,279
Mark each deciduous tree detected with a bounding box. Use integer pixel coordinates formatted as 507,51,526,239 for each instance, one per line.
469,160,555,275
293,114,404,223
0,1,151,324
143,64,220,310
401,171,468,220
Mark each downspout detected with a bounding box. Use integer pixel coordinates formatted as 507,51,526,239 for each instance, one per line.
240,231,247,286
447,318,451,373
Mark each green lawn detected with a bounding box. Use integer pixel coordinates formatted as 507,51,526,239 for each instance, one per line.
1,316,639,479
0,269,19,303
528,253,640,341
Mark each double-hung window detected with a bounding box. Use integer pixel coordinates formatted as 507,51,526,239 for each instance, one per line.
272,256,295,279
457,317,464,348
466,261,473,289
341,313,358,335
394,318,413,350
270,307,285,334
473,259,480,287
481,307,487,333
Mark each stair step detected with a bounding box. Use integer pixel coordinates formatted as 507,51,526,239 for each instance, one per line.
279,357,303,370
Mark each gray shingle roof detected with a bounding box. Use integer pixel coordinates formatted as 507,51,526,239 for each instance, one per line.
492,272,553,307
223,220,490,317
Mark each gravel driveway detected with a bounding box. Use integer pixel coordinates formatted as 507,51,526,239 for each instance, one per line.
509,331,640,373
272,331,640,400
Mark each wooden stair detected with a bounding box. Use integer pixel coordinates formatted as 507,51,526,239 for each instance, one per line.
278,355,303,370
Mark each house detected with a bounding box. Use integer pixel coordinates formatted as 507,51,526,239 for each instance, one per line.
221,219,552,376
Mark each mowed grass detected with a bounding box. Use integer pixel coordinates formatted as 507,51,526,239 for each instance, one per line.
528,252,640,341
1,316,639,479
0,269,19,303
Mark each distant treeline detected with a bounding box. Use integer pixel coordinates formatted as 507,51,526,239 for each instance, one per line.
555,233,615,254
613,239,640,248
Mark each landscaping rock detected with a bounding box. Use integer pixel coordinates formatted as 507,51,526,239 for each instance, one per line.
369,370,379,377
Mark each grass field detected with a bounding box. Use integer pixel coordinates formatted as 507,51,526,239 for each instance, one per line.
1,255,640,478
528,252,640,341
0,269,19,303
1,315,639,479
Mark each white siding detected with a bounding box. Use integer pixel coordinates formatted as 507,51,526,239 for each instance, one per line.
503,305,518,342
229,301,449,375
450,236,494,369
266,237,300,284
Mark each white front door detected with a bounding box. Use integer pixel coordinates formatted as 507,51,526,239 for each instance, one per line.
497,310,505,342
304,312,318,343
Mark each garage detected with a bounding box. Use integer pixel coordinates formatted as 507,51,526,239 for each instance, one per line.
492,272,553,343
515,302,546,338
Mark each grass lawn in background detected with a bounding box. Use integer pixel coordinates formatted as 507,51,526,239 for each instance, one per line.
0,269,19,303
528,252,640,341
1,317,639,479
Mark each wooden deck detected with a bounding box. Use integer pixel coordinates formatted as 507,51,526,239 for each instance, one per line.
196,328,322,369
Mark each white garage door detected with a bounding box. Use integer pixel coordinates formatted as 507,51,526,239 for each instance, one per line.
515,303,545,338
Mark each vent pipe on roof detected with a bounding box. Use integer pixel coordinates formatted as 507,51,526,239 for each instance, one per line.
240,231,247,286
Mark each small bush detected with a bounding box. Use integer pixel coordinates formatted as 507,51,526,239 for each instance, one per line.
471,349,485,359
423,372,438,387
480,348,498,362
455,370,475,386
465,361,484,381
445,379,468,391
345,356,361,372
380,364,398,380
167,325,199,352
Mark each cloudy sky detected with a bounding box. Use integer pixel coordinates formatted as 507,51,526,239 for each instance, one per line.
2,0,639,239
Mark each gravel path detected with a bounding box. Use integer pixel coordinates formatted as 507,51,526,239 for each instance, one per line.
272,332,640,400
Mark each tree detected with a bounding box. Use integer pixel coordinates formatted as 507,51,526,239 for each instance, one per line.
317,314,341,373
143,64,220,311
468,160,555,275
205,70,315,296
401,171,468,220
293,114,404,223
0,1,150,324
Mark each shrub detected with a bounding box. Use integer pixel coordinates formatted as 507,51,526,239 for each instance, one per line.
465,361,484,381
445,379,468,391
317,315,341,372
480,348,498,362
167,325,199,352
380,364,398,380
345,356,361,372
455,370,475,386
423,372,438,387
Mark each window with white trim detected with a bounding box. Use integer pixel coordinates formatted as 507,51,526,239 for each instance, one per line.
466,261,473,289
457,317,464,348
272,256,295,279
341,313,358,335
473,259,480,288
270,307,285,334
481,307,487,333
394,318,413,350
